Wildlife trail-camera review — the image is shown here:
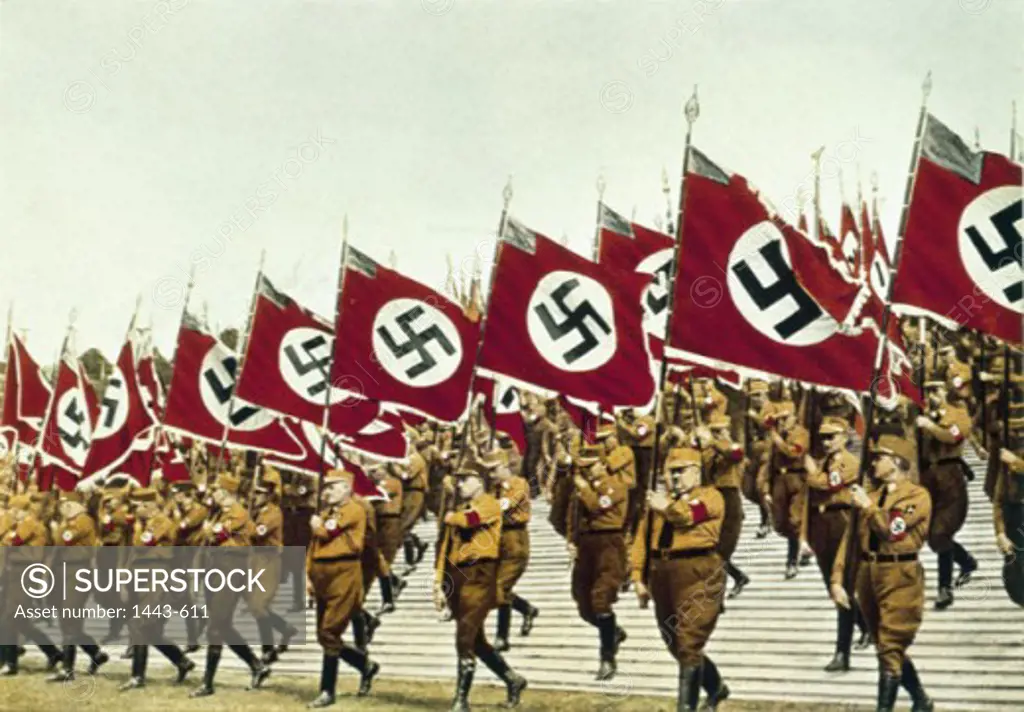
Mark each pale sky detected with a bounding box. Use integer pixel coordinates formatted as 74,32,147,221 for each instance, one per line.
1,0,1021,363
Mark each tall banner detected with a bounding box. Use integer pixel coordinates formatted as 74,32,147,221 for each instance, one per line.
892,113,1022,343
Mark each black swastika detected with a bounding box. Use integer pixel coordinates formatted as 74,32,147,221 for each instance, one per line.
284,334,331,397
376,305,457,380
731,240,822,340
965,198,1023,304
534,278,612,364
204,357,261,427
100,376,122,429
645,259,674,316
499,386,518,409
58,398,89,450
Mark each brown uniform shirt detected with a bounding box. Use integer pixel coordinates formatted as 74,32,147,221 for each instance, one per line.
708,439,744,489
404,452,429,492
605,445,637,489
807,449,859,511
630,485,725,581
921,404,971,465
177,501,210,546
131,512,176,562
496,476,530,527
99,503,134,545
252,502,284,547
58,511,98,561
571,472,628,533
376,475,404,516
620,415,655,448
308,499,366,561
209,501,254,547
447,492,501,564
831,479,932,586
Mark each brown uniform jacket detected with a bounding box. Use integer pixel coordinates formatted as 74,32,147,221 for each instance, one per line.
831,480,932,587
570,472,628,533
209,501,254,547
308,499,366,562
630,486,725,582
605,445,637,489
921,404,971,466
99,503,134,545
252,502,284,547
58,511,98,561
131,512,176,562
807,449,859,511
403,453,429,492
708,438,744,489
446,492,501,565
177,501,210,546
496,476,530,527
992,452,1024,537
620,415,655,448
375,475,404,517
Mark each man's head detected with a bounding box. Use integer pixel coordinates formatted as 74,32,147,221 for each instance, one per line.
871,435,914,484
455,470,485,500
133,488,161,520
708,414,731,441
924,381,948,409
664,448,702,494
819,417,849,453
322,469,353,506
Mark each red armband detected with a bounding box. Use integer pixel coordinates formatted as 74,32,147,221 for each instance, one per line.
11,534,24,546
141,531,156,547
827,470,844,493
689,500,709,524
125,515,135,525
325,519,341,538
729,446,743,463
888,509,907,542
791,443,804,455
465,511,481,527
948,424,964,443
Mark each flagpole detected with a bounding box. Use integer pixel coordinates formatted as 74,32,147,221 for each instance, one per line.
317,216,349,511
811,145,825,243
593,173,606,262
456,177,513,467
640,86,699,591
147,265,196,486
34,310,77,491
211,249,267,480
841,70,932,596
662,166,673,235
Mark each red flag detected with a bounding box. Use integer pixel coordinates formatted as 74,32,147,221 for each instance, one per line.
330,249,479,423
597,203,675,360
839,201,862,280
1,333,52,447
265,419,386,498
37,338,97,491
666,148,887,394
479,217,656,410
472,375,526,454
137,337,165,421
162,312,306,459
557,394,604,443
82,328,158,479
892,113,1022,343
234,275,408,451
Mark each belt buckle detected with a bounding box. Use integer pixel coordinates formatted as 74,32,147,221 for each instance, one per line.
780,467,788,474
818,504,826,514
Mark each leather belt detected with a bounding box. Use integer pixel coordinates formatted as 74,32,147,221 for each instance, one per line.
817,503,852,514
377,513,401,519
652,547,715,561
861,552,917,563
503,523,527,531
456,557,498,568
312,553,360,563
403,487,425,493
581,529,622,536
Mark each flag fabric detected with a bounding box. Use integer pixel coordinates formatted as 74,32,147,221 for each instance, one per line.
867,196,893,304
234,274,412,454
330,248,480,423
162,311,306,459
1,332,52,448
892,113,1022,343
479,216,656,410
558,394,602,444
839,201,862,280
596,203,676,359
36,337,97,491
265,418,387,498
666,147,893,395
137,336,165,421
472,375,527,454
81,327,158,479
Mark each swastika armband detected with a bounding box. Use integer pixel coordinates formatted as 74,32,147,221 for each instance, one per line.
888,510,907,541
689,500,709,524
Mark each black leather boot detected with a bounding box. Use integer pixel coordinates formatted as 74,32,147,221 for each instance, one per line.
901,658,934,711
377,575,396,614
877,672,900,712
700,656,729,710
307,654,338,708
677,664,701,711
494,605,512,652
450,657,475,712
595,613,617,681
190,645,221,698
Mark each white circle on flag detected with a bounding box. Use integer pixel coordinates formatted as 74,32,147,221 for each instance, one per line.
199,347,276,431
56,388,92,467
957,185,1023,313
278,327,348,405
636,248,674,339
527,270,617,372
93,365,129,439
371,298,463,388
726,220,837,346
